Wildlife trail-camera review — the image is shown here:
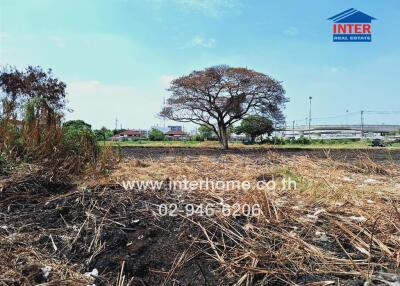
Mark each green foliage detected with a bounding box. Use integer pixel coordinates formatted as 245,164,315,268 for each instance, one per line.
198,125,215,140
235,115,274,143
293,136,311,145
63,120,92,130
190,133,204,141
148,128,165,141
94,127,114,141
0,152,7,175
113,129,125,135
63,120,97,155
260,136,287,145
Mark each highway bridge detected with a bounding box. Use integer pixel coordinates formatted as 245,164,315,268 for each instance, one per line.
279,124,400,133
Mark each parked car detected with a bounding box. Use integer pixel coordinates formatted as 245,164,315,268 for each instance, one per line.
371,138,386,147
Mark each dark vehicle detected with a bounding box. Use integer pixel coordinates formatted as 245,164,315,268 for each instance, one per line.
371,138,386,147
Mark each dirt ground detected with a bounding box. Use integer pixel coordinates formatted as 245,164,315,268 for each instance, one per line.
120,146,400,163
0,149,399,286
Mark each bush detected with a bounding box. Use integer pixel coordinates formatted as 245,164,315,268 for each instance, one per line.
62,121,98,158
0,152,7,175
148,128,165,141
191,134,204,141
259,137,287,145
293,136,311,145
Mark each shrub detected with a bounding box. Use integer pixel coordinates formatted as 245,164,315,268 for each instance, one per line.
294,136,311,145
148,128,165,141
62,120,98,160
191,134,204,141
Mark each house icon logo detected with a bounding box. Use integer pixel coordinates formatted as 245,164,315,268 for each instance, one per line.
328,9,376,42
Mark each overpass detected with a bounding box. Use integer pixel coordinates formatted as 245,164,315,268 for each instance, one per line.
279,124,400,133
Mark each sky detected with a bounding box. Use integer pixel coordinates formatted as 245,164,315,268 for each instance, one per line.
0,0,399,130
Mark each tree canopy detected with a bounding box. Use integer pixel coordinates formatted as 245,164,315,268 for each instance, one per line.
235,115,274,143
160,65,287,149
148,128,165,141
0,66,67,124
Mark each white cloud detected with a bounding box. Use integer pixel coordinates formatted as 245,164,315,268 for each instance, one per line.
330,67,338,73
191,35,215,48
50,36,65,48
66,80,187,130
159,75,176,88
66,81,145,129
178,0,241,16
283,27,299,37
68,81,140,100
147,0,241,17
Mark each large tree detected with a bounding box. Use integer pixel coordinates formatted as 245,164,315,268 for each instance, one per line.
235,115,274,143
159,65,287,149
0,66,67,125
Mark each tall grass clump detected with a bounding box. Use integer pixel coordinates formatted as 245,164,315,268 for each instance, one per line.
0,65,114,179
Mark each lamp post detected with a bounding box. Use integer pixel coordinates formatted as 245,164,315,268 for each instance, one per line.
361,110,364,139
292,120,295,139
308,96,312,139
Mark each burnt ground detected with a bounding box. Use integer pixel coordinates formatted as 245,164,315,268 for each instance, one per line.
0,177,222,286
120,146,400,163
0,148,399,285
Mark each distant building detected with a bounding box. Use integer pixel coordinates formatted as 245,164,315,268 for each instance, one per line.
151,125,189,140
110,129,147,141
165,130,188,140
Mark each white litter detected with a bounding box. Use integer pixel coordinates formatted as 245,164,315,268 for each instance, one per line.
306,214,318,221
132,219,140,223
348,216,367,222
364,178,380,184
366,200,374,204
342,176,353,182
314,231,330,242
313,208,326,216
41,266,52,280
84,268,99,277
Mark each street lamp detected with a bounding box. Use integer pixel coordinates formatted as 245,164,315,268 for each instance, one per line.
308,96,312,139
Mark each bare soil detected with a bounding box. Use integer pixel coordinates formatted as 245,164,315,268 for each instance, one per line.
120,146,400,163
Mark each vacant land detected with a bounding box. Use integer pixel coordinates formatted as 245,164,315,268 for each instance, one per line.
121,146,400,164
1,149,399,285
101,140,400,150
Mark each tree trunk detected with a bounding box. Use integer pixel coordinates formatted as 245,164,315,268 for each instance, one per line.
219,124,229,150
250,135,256,144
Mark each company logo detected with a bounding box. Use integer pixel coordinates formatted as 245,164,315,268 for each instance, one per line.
328,8,376,42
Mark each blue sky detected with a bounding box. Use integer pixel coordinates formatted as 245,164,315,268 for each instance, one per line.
1,0,399,130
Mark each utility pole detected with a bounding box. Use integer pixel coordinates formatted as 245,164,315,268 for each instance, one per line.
163,98,166,128
115,117,118,131
360,110,364,139
345,110,349,125
292,120,295,139
308,96,312,139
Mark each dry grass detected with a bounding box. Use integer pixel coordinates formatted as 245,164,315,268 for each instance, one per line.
1,152,399,285
107,152,400,284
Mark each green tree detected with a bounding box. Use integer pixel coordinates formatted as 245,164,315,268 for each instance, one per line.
63,120,92,130
62,120,97,154
235,115,274,143
198,125,215,140
148,128,165,141
95,126,113,141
